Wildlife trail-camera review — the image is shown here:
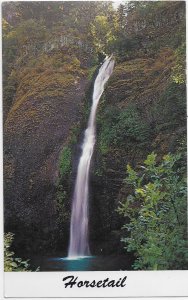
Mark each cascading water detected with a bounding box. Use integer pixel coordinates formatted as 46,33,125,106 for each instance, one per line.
68,56,115,258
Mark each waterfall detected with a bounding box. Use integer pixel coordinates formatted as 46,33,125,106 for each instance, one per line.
68,56,115,258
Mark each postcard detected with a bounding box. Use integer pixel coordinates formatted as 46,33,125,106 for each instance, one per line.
1,0,188,298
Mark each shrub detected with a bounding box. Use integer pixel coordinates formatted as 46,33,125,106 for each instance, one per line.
4,232,39,271
150,82,186,133
59,146,72,177
118,152,188,270
98,105,150,154
113,106,150,144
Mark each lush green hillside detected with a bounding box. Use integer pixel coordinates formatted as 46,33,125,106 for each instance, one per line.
92,1,187,269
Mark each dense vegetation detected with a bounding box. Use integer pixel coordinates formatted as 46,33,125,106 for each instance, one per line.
3,1,187,270
4,233,39,271
119,153,187,269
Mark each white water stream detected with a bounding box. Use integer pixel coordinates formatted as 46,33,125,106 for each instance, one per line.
68,56,115,258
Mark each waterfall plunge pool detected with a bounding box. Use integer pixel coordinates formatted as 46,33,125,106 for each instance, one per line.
30,254,133,271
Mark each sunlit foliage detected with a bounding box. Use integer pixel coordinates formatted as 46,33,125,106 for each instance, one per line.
118,153,188,270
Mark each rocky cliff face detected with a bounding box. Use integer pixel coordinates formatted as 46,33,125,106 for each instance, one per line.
4,50,91,254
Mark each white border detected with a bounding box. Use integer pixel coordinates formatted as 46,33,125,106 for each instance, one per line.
3,271,188,298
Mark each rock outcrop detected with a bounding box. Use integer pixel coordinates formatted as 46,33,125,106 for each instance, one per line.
4,50,90,254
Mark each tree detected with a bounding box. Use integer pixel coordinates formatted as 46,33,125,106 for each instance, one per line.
90,14,117,53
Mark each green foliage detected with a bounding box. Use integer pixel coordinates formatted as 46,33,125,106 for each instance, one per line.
114,106,150,144
2,20,18,113
113,34,141,60
118,153,188,270
56,184,69,222
98,105,150,154
87,65,98,81
68,124,80,146
114,1,185,61
2,18,11,35
14,19,46,47
59,146,72,177
4,232,39,271
56,124,81,223
172,42,186,84
98,105,118,154
57,145,71,219
151,82,186,132
90,7,117,53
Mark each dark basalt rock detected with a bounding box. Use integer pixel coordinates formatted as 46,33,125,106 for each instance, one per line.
4,62,89,256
